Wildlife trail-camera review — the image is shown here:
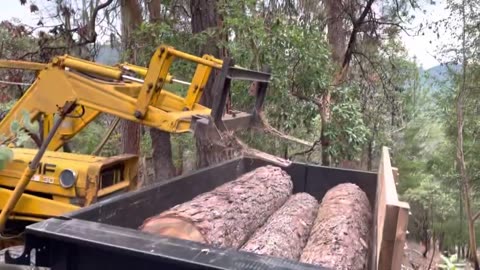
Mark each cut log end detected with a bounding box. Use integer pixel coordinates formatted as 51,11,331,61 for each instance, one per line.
140,216,205,243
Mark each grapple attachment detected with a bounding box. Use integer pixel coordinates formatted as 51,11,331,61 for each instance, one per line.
191,57,272,141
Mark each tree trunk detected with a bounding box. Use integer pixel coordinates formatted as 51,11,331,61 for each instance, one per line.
149,128,176,183
457,79,479,269
176,141,184,175
190,0,237,169
300,183,372,270
140,166,293,248
144,0,177,183
367,124,377,171
438,232,444,254
190,0,220,46
325,0,347,65
121,121,141,155
319,0,348,166
147,0,162,22
457,1,479,268
120,0,143,155
240,193,318,261
319,1,376,166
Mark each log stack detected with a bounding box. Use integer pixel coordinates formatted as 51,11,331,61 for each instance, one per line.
140,166,373,269
139,165,293,248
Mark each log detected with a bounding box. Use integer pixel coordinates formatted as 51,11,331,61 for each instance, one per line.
299,183,372,270
139,165,293,249
240,192,318,261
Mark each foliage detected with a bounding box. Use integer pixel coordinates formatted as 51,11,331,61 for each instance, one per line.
325,87,369,162
0,21,39,100
393,0,480,252
439,254,458,270
3,0,480,257
0,101,39,169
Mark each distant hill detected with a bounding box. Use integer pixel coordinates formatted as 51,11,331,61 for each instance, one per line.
420,64,460,91
425,64,460,80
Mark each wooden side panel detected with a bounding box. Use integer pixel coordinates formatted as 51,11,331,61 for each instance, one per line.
375,147,410,270
392,203,409,270
372,149,386,270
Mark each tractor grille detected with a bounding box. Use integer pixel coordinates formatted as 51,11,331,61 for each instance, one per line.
99,164,125,189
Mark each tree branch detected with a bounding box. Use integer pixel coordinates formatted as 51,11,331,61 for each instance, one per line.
288,57,322,107
291,90,322,107
341,0,376,70
473,210,480,222
289,137,322,159
83,0,115,44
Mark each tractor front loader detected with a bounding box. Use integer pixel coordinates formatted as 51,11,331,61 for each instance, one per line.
0,45,272,236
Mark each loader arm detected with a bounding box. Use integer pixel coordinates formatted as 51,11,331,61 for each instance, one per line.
0,45,272,231
0,45,270,151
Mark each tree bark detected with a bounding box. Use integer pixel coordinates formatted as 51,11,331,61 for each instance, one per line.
457,0,479,268
190,0,220,47
300,183,372,270
325,0,347,65
140,166,293,248
120,121,141,155
240,193,318,261
120,0,143,155
147,0,162,22
149,128,176,183
176,141,184,175
190,0,237,169
320,0,348,166
144,0,177,183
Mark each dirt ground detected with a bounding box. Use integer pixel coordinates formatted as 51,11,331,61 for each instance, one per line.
402,241,442,270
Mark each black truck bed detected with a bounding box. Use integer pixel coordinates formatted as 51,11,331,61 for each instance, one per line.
6,158,379,270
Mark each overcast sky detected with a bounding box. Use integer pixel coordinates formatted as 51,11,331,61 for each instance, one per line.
1,0,450,70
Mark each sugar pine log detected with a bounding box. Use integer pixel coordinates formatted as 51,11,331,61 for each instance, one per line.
299,183,372,270
139,165,293,249
240,192,318,261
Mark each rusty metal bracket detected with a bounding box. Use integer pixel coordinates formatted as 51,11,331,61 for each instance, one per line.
193,58,272,141
211,58,234,128
227,66,271,83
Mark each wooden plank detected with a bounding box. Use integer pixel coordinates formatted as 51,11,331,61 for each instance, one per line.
378,205,399,270
392,203,409,270
375,147,410,270
374,148,387,270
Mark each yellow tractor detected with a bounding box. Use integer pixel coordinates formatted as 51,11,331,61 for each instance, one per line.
0,45,271,235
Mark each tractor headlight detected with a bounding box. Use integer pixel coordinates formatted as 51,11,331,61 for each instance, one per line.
59,169,77,188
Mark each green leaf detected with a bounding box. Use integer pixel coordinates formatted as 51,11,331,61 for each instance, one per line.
21,110,35,130
10,120,20,134
0,160,6,171
0,146,13,161
0,147,13,170
16,133,31,146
